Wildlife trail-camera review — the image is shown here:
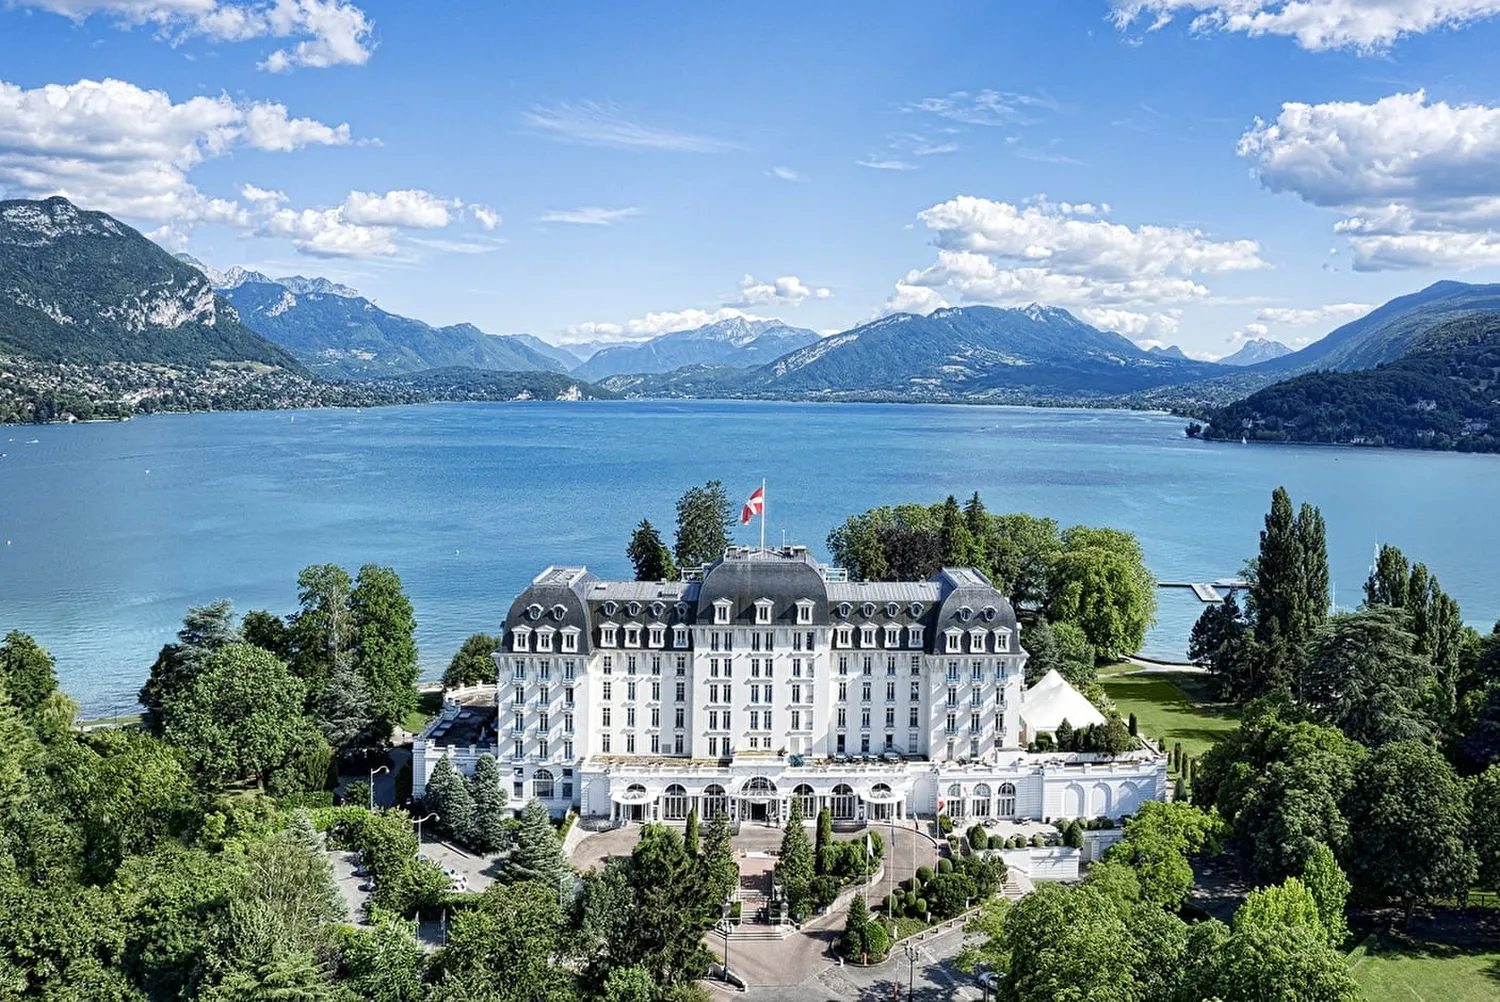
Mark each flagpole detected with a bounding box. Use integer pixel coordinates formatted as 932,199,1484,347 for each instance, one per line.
760,478,766,553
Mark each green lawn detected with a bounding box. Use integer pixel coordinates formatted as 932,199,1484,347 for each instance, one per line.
1098,669,1239,760
1348,939,1500,1002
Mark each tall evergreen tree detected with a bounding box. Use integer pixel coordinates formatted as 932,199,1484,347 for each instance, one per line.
1248,487,1304,646
501,800,569,898
138,600,244,733
350,564,419,740
1363,544,1411,608
683,807,700,857
1296,502,1330,639
938,494,982,567
466,754,510,854
700,811,738,908
423,757,476,845
776,800,815,916
673,481,734,567
815,806,833,876
963,492,994,571
627,519,678,581
314,658,375,756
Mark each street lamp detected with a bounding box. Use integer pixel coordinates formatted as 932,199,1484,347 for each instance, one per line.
903,941,919,1000
369,764,390,810
413,812,438,845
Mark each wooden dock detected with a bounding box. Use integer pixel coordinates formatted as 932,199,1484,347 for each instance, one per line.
1158,579,1248,603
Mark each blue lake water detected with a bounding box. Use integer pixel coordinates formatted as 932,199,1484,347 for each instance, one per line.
2,400,1498,716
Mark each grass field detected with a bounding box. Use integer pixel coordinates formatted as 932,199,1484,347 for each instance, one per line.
1098,669,1239,760
1349,939,1500,1002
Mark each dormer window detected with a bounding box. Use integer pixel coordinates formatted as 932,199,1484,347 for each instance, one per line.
648,626,665,647
602,600,617,616
908,625,925,648
536,628,555,652
512,627,532,651
837,602,852,619
755,599,774,625
552,604,567,620
675,602,690,620
884,625,901,648
561,628,579,653
909,602,923,617
995,629,1010,652
969,629,987,653
651,601,665,618
836,626,852,647
861,602,876,618
713,599,733,625
958,606,974,623
886,602,901,617
601,625,618,647
627,601,641,617
796,600,814,625
624,625,641,647
860,625,876,647
527,603,543,621
673,625,689,648
982,605,998,622
945,629,962,653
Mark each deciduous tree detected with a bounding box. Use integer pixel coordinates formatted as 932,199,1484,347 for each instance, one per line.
442,633,501,690
138,601,243,732
0,630,58,716
351,564,419,739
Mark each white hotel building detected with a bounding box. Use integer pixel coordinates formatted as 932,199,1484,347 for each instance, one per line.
414,546,1166,826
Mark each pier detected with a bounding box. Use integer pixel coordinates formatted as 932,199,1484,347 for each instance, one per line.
1158,579,1248,603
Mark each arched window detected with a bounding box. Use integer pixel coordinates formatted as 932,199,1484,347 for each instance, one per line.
742,776,777,798
971,782,991,818
534,768,555,799
945,783,965,819
998,782,1017,818
702,784,728,820
662,783,688,820
793,783,816,819
831,783,857,821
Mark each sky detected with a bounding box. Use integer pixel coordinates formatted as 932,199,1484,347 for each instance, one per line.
4,2,1500,359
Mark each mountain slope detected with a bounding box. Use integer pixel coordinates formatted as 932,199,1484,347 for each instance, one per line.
218,280,568,379
0,197,303,370
1195,313,1500,451
508,333,582,371
1254,282,1500,375
738,304,1226,398
574,317,820,380
1219,338,1291,366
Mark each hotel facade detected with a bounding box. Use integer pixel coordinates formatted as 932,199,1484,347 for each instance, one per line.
414,546,1166,826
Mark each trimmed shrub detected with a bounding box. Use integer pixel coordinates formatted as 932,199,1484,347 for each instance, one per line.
916,865,934,883
967,825,989,851
937,857,954,874
1031,834,1045,847
884,893,901,916
938,814,954,834
915,898,928,917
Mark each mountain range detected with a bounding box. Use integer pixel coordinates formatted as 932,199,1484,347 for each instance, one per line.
573,317,820,381
1218,338,1291,367
0,197,302,370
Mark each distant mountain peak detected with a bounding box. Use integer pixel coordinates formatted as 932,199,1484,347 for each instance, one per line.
1218,337,1291,366
1145,343,1189,360
176,256,360,299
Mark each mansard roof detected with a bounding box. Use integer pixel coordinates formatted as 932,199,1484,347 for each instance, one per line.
695,547,831,625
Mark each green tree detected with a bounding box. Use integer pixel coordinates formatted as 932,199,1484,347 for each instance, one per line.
241,610,291,659
289,564,354,698
838,895,877,962
1104,800,1221,910
963,492,995,570
1300,843,1351,948
990,513,1061,609
1364,543,1411,607
700,811,738,908
350,564,419,740
1047,526,1156,659
938,494,983,567
825,510,891,582
673,481,733,568
775,800,815,917
342,908,424,1002
424,757,476,845
138,600,244,732
1000,880,1143,1001
814,806,833,876
466,754,509,853
430,879,576,1002
160,643,316,788
1233,877,1324,938
1247,487,1329,653
601,966,657,1002
501,799,568,898
1303,607,1437,746
313,657,375,757
683,807,699,858
0,630,58,716
1344,740,1477,920
1192,923,1361,1002
1473,765,1500,893
220,810,345,970
627,519,678,582
442,634,501,690
618,825,713,986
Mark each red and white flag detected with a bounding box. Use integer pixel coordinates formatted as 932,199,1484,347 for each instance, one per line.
740,485,765,525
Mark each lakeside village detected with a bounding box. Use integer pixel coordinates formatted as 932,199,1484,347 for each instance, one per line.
2,485,1497,1001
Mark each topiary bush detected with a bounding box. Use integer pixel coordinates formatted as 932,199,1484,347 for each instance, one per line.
916,865,934,883
865,920,892,960
937,857,953,874
1031,834,1045,847
915,898,928,917
967,825,989,851
884,893,901,916
938,814,954,834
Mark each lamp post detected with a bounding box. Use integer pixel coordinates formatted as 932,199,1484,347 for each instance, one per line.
903,941,918,999
369,764,390,810
718,903,732,983
413,812,438,845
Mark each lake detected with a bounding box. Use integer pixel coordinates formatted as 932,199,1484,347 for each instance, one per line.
2,400,1497,716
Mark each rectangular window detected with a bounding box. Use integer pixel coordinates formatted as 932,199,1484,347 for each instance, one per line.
675,707,685,728
626,707,635,727
862,682,871,702
601,707,611,727
751,658,762,678
709,736,718,756
972,661,984,681
884,625,900,648
538,737,549,758
792,658,803,677
652,681,661,700
537,631,553,652
564,739,573,759
673,626,688,648
715,603,730,624
538,711,549,730
564,659,576,680
791,684,801,703
565,685,575,706
751,632,762,652
910,681,921,701
649,626,664,647
797,603,812,624
676,655,687,676
709,684,719,703
564,712,574,733
972,687,982,707
675,682,686,702
837,708,847,727
602,681,612,701
602,656,613,675
838,681,848,701
674,734,684,754
791,709,801,731
997,631,1009,652
946,712,957,735
750,710,759,731
601,626,617,648
861,734,871,753
627,681,638,701
711,633,721,652
885,707,895,727
947,686,957,707
909,706,920,727
860,626,875,647
862,656,873,676
838,655,849,676
945,632,960,653
911,655,922,676
651,706,660,727
539,661,551,681
651,655,662,676
837,733,846,753
887,655,897,676
561,632,577,653
625,733,635,753
627,655,638,675
513,685,524,705
947,661,960,682
601,733,611,753
909,626,924,648
624,627,640,648
650,734,660,754
513,631,530,652
861,708,871,728
513,660,526,680
805,631,815,651
514,710,524,731
709,710,719,730
514,738,524,759
971,711,981,732
886,681,896,701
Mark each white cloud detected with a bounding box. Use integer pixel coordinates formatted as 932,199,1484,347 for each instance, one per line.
242,101,351,150
1238,91,1500,269
886,195,1265,313
21,1,375,71
1227,322,1271,343
342,189,457,228
856,158,918,171
240,183,287,208
538,206,642,225
768,166,804,181
1078,307,1181,336
260,205,395,257
728,274,832,308
902,90,1054,126
524,101,738,153
1111,1,1500,52
471,205,501,230
565,306,765,342
1256,302,1374,326
0,77,346,224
